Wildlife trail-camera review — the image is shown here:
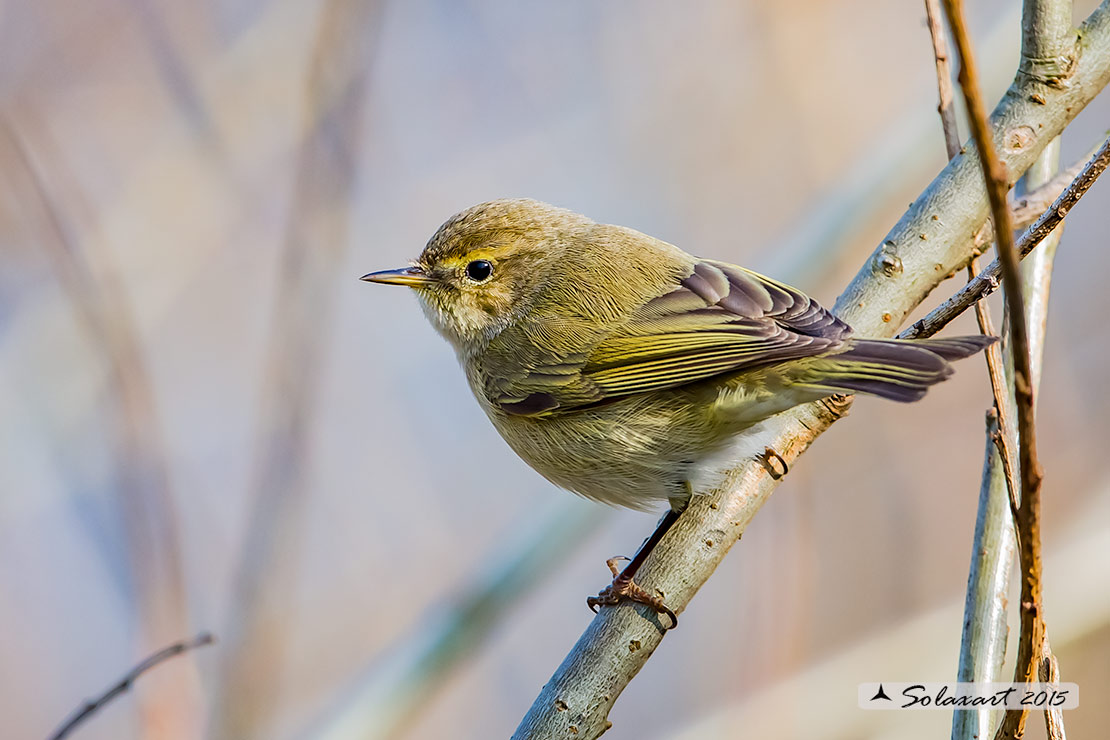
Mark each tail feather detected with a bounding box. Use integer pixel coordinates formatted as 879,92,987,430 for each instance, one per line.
912,335,999,361
794,335,996,403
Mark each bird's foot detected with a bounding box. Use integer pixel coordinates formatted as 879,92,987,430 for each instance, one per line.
586,557,678,629
758,446,789,479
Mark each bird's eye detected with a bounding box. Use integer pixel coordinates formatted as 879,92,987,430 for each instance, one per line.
465,259,493,282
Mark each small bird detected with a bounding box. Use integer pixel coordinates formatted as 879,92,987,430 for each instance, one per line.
364,198,993,627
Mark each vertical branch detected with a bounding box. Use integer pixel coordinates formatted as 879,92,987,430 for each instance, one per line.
940,1,1070,738
1004,2,1075,738
213,2,382,738
921,10,1024,737
1021,0,1079,84
1,120,200,739
925,0,963,160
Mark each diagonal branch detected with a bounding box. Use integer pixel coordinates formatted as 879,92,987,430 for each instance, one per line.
515,2,1110,737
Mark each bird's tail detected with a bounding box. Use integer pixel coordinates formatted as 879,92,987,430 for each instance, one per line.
793,335,996,402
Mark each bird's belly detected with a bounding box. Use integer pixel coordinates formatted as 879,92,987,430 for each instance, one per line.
486,393,751,510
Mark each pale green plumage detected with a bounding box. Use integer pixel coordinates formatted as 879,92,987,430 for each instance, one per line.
365,199,994,510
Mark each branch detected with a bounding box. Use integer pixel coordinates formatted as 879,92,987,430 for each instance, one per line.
954,1,1075,735
939,1,1058,739
516,3,1110,737
923,0,1022,573
1011,151,1095,229
925,0,963,160
48,634,215,740
900,134,1110,341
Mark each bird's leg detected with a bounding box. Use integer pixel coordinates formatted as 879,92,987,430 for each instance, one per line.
586,508,681,629
757,446,789,479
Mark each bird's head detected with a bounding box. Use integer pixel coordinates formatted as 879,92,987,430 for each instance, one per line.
363,199,592,354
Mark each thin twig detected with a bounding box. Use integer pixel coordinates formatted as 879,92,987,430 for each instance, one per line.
1011,150,1096,229
963,145,1098,265
938,2,1048,739
925,0,963,160
968,282,1022,520
900,134,1110,341
987,410,1023,530
48,633,215,740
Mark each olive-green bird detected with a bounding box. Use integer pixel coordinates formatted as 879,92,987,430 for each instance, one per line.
364,198,993,626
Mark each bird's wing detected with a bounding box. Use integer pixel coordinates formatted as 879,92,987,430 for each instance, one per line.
490,260,851,416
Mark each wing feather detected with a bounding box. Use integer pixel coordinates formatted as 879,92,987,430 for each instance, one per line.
489,259,850,415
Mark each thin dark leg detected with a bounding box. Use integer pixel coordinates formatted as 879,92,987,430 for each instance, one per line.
586,508,682,629
618,508,680,581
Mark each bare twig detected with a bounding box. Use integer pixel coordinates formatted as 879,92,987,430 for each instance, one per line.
987,410,1023,528
1011,151,1095,229
963,145,1096,265
925,0,963,160
938,2,1050,738
48,633,215,740
900,134,1110,341
954,0,1075,732
515,4,1110,736
968,283,1022,518
1000,0,1077,734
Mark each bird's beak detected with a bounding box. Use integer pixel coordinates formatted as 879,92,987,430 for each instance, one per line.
360,266,435,287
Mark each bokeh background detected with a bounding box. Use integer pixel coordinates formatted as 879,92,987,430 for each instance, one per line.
2,1,1109,738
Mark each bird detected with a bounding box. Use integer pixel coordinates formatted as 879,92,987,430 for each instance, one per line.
363,198,994,627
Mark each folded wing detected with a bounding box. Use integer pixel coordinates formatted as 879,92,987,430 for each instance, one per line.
490,260,852,415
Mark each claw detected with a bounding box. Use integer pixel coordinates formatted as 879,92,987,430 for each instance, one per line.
586,565,678,629
605,556,630,577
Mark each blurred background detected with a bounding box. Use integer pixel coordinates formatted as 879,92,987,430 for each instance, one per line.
2,1,1109,738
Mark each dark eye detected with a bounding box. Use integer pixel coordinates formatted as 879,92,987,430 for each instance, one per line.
465,259,493,282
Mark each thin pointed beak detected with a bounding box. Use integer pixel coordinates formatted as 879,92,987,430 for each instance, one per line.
360,266,435,287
